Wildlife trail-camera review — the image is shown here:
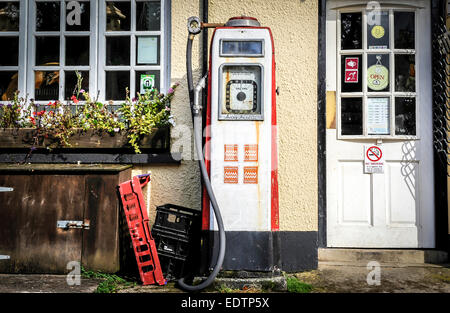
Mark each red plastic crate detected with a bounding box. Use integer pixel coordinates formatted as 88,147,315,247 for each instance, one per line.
118,174,166,286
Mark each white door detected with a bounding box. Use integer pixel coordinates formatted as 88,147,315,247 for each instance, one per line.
326,0,435,248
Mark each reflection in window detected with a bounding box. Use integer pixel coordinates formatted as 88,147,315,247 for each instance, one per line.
136,1,160,31
35,71,60,100
106,36,130,65
36,37,60,66
341,12,362,50
36,2,60,31
221,41,263,55
106,71,129,100
0,2,20,31
395,54,415,92
66,36,90,66
394,12,415,49
0,37,18,66
395,97,416,135
341,98,363,135
0,71,18,101
106,1,130,31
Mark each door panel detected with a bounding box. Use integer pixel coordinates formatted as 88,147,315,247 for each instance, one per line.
0,175,84,273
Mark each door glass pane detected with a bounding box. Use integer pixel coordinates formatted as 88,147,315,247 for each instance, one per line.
106,1,131,31
65,71,89,100
36,2,60,31
341,97,363,135
394,12,415,49
341,55,362,92
0,71,18,101
35,70,60,100
106,36,130,65
106,71,129,100
136,70,160,95
395,54,415,92
367,10,389,49
0,2,20,31
341,12,362,50
367,97,390,135
367,54,389,92
66,1,90,32
0,37,18,66
66,36,90,65
36,36,60,66
136,1,161,31
136,36,160,65
395,97,416,135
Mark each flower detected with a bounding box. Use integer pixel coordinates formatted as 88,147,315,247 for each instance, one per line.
168,88,174,94
71,95,79,104
165,106,170,112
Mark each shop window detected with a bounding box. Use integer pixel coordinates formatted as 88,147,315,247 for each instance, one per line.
337,8,417,137
0,0,169,103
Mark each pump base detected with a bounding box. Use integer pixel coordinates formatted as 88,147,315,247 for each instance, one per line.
201,231,318,273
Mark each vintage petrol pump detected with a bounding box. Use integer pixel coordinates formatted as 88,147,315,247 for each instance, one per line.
182,16,279,291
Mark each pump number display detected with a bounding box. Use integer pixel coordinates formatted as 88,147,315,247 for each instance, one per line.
220,65,263,120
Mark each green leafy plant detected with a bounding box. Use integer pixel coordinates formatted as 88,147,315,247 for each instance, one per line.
0,72,178,153
81,266,136,293
286,276,313,293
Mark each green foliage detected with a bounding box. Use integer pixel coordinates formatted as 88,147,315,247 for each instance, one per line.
286,276,313,293
0,71,178,153
81,266,136,293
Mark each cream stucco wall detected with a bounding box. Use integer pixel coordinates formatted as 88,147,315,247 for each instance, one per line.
134,0,319,232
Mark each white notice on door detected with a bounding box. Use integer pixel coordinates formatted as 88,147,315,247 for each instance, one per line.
364,145,384,174
367,97,390,135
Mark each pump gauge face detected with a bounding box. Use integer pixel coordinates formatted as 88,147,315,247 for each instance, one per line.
220,65,262,120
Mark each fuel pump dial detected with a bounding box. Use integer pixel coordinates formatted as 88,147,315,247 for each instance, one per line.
221,65,262,119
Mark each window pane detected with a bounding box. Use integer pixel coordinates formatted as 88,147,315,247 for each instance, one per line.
136,36,160,65
367,54,389,92
367,10,389,49
106,36,130,65
66,36,89,65
136,1,161,31
341,12,362,50
36,37,60,66
394,12,415,49
341,55,362,92
0,71,18,101
395,97,416,135
36,2,60,31
395,54,415,92
66,1,90,31
0,2,20,31
35,70,60,100
106,71,129,100
367,97,390,135
341,97,363,135
65,71,89,100
106,1,131,31
0,37,18,66
136,70,160,95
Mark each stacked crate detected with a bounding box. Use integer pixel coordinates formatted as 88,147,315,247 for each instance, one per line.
151,204,201,281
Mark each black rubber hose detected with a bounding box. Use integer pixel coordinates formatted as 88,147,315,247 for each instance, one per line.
177,32,226,292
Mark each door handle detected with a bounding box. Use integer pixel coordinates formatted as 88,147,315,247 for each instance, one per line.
57,220,90,230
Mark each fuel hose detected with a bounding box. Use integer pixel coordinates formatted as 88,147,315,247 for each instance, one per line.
177,19,226,292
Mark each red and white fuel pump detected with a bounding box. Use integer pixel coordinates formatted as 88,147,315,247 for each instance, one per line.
181,16,279,291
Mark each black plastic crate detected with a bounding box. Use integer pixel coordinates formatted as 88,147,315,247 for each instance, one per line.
151,204,201,281
153,204,201,237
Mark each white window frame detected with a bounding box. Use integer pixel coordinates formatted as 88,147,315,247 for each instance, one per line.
335,3,421,140
98,0,169,103
0,0,170,104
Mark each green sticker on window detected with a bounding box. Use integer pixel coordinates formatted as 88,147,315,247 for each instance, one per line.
140,74,155,94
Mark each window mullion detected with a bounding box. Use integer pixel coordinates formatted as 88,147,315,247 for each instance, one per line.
362,10,368,136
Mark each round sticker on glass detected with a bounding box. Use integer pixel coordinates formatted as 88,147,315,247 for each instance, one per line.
371,25,385,39
367,64,389,91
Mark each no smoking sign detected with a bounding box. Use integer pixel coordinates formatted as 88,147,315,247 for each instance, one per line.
364,145,384,174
